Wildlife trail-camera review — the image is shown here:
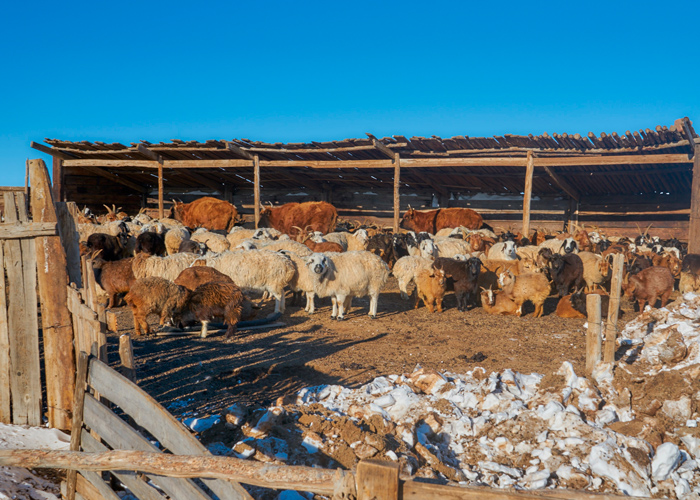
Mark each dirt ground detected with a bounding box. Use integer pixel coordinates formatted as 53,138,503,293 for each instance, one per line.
106,276,652,420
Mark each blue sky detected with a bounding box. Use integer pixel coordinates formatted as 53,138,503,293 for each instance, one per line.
1,1,698,186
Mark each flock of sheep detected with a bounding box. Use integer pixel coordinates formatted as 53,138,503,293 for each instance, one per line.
76,200,697,341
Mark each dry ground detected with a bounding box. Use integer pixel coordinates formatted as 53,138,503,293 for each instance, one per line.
106,276,645,419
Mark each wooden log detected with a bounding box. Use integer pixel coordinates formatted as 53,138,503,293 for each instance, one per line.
55,202,82,287
688,144,700,253
541,166,581,202
586,294,602,375
393,153,401,233
118,335,136,383
522,151,534,236
66,352,90,500
356,460,399,500
0,240,10,423
53,157,64,201
604,254,625,364
30,160,76,430
106,311,118,332
3,192,42,426
157,162,164,219
254,154,260,229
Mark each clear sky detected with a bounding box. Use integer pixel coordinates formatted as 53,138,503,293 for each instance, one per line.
1,1,698,186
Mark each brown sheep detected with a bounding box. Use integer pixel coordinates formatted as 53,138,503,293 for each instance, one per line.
179,282,247,339
174,266,233,290
414,268,447,313
124,277,190,336
622,266,674,311
303,238,345,253
498,270,551,318
92,257,135,308
480,286,518,316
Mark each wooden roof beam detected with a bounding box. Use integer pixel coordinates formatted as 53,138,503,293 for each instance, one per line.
541,166,580,202
136,144,162,162
371,139,397,160
30,141,76,160
73,167,145,193
225,142,256,161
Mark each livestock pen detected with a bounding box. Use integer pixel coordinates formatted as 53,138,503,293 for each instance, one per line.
31,116,700,247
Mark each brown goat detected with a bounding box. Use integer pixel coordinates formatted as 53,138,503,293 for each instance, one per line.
499,270,551,317
433,257,481,311
93,257,135,308
303,238,345,253
622,266,674,311
480,286,519,315
124,277,190,336
555,293,587,319
651,253,682,278
180,282,246,339
414,268,447,313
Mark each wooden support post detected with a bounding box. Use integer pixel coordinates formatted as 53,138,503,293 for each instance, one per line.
66,352,89,500
586,294,602,375
522,151,534,237
604,253,625,364
356,460,399,500
52,157,64,202
254,155,261,229
393,153,401,233
565,197,579,232
56,202,82,288
30,160,76,430
688,144,700,253
118,335,136,383
157,162,164,219
0,238,10,424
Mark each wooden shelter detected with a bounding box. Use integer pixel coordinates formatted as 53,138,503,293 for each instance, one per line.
32,117,700,250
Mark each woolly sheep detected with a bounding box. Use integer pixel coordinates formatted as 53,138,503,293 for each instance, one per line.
191,228,230,253
487,241,518,261
131,252,204,281
419,239,438,260
433,238,472,258
124,277,190,336
164,227,191,255
205,250,296,313
259,239,313,257
392,255,434,300
276,250,317,312
304,251,389,320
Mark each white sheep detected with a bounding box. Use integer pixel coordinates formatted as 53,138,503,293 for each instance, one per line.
538,237,578,255
487,240,518,260
131,252,204,281
164,227,190,255
258,239,313,257
434,238,472,258
304,251,389,320
205,250,296,313
276,250,317,313
139,222,166,235
392,255,434,300
320,230,369,252
419,239,438,260
191,228,230,253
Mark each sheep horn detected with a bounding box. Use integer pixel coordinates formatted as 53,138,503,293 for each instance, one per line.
644,223,653,237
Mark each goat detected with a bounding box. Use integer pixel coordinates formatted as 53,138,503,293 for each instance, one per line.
135,232,166,256
392,255,434,300
549,253,584,297
622,266,674,311
432,257,481,311
480,286,519,316
498,270,551,317
414,268,447,313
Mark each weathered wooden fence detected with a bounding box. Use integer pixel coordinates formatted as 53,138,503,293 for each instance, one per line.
0,160,77,430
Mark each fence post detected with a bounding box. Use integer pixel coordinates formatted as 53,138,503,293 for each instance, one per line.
356,460,399,500
586,294,602,375
119,335,136,383
604,253,625,363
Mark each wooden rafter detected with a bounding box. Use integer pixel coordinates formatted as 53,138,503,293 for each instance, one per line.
541,166,580,202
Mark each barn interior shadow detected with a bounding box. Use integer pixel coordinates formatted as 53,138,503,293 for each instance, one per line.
106,324,388,417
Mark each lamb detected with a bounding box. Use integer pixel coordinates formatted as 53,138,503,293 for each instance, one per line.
304,251,389,320
622,266,674,311
414,268,447,313
480,286,519,316
178,282,246,339
164,227,191,255
486,240,518,260
92,257,136,308
135,232,166,256
191,228,230,253
392,255,434,300
577,251,610,292
432,257,481,311
131,252,204,281
205,250,296,313
498,270,551,317
549,253,584,297
124,277,190,336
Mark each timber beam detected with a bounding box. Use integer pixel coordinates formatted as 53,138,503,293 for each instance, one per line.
541,166,581,202
226,142,256,161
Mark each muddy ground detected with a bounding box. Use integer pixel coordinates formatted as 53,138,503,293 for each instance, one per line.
106,277,650,421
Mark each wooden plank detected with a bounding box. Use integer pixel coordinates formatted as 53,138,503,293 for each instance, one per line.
77,470,121,500
604,254,624,364
80,431,166,500
82,394,217,500
118,335,136,383
541,166,581,202
586,294,602,375
63,159,158,168
158,162,164,219
688,144,700,253
393,154,401,233
30,160,77,430
55,202,82,287
226,141,256,160
66,352,90,500
254,155,260,229
52,157,64,201
535,153,691,167
0,241,10,423
30,141,76,160
0,221,57,238
356,460,399,500
522,151,535,236
3,193,41,426
87,359,252,500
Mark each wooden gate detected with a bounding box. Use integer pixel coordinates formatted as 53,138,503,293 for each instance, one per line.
0,159,76,430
